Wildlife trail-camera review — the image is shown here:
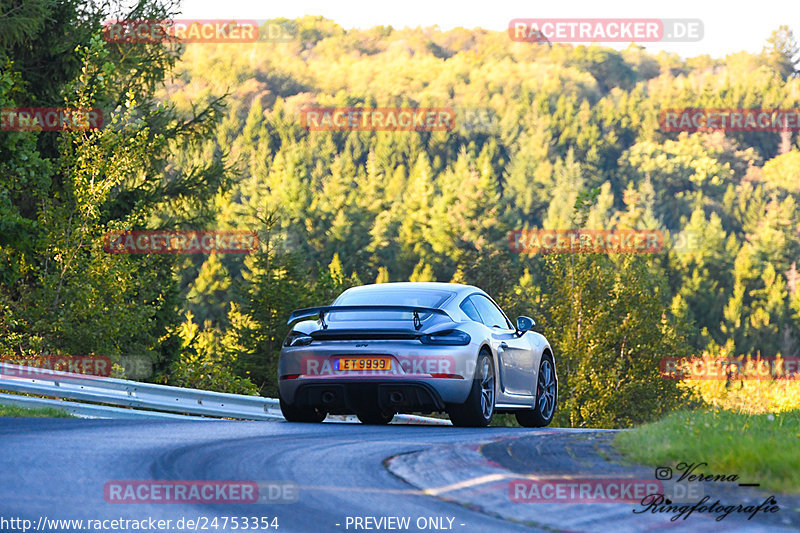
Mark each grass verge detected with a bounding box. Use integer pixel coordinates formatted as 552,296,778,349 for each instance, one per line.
614,409,800,494
0,404,75,418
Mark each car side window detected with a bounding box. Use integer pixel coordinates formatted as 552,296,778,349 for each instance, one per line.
469,295,513,329
460,298,482,322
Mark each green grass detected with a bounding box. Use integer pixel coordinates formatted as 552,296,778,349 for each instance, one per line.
0,404,75,418
614,409,800,494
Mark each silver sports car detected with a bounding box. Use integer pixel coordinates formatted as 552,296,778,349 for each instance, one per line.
278,282,557,427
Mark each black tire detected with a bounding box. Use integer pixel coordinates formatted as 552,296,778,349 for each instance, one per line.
448,350,495,427
515,352,557,428
356,409,394,425
279,396,327,423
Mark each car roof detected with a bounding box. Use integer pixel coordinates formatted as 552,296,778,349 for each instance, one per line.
338,282,482,299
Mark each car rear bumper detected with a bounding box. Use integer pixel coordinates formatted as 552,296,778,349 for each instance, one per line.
290,379,445,414
278,340,482,412
278,377,470,414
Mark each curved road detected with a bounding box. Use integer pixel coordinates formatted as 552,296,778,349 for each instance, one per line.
0,419,796,532
0,419,548,533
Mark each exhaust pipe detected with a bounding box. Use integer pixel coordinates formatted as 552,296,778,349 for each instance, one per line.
389,391,404,404
321,391,336,404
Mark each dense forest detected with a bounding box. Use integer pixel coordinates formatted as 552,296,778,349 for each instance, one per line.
2,1,799,427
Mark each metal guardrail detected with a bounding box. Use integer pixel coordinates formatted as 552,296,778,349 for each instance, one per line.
0,362,282,420
0,392,208,420
0,362,451,425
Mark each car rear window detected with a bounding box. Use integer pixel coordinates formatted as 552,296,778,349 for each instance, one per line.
329,289,453,321
460,298,482,322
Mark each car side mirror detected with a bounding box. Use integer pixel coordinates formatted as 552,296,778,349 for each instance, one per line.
516,316,535,334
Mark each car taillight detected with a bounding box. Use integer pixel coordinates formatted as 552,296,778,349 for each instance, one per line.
283,331,313,347
419,330,471,346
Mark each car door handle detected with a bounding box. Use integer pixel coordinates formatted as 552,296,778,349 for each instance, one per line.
499,342,508,350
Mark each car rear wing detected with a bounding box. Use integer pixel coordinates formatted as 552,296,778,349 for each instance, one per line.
286,305,452,330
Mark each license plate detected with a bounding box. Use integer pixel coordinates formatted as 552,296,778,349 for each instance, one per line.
335,357,392,371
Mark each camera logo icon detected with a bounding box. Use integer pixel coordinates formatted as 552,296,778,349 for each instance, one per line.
655,467,673,480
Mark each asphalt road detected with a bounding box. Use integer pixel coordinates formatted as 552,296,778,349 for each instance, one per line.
0,419,550,533
0,419,796,533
